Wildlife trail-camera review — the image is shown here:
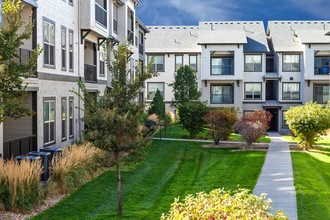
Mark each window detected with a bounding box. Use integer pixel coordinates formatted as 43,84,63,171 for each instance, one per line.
282,83,300,100
69,30,74,71
61,27,66,70
148,55,165,72
43,19,55,66
211,57,234,75
282,54,300,72
282,110,288,128
127,8,134,44
147,82,164,100
99,47,105,76
245,55,262,72
244,83,262,100
189,55,197,71
314,56,330,75
175,55,183,71
113,5,118,34
44,99,55,145
61,98,67,141
211,84,234,104
69,97,74,138
314,84,330,104
139,32,144,55
68,0,73,6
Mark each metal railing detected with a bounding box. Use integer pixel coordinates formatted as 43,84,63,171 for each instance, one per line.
95,3,107,28
85,64,97,83
3,135,37,159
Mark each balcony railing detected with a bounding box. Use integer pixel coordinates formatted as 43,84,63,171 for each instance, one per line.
95,3,107,28
3,135,37,159
314,66,330,75
85,64,97,83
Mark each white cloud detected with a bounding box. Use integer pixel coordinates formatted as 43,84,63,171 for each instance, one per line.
290,0,330,19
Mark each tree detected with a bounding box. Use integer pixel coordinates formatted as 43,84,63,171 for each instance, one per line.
148,89,165,119
76,43,157,216
285,101,330,150
178,101,209,138
170,65,201,107
0,0,40,123
235,110,272,149
204,108,238,145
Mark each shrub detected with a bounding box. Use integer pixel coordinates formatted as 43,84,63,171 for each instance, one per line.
161,188,288,220
204,108,238,144
178,101,209,138
235,110,272,148
148,89,165,119
0,159,43,212
48,142,105,194
166,111,175,124
285,101,330,150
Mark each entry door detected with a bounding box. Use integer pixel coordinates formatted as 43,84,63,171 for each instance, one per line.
265,108,278,132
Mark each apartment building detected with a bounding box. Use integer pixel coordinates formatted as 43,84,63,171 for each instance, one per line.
145,21,330,133
0,0,148,159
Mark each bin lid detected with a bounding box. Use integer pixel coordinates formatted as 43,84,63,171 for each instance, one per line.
16,155,27,160
40,147,62,152
27,155,41,160
28,151,51,156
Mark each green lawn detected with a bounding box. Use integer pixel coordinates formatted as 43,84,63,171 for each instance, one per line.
155,123,270,143
291,149,330,220
34,140,266,220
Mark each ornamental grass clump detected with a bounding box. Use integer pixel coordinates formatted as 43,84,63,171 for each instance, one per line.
161,188,288,220
49,142,105,194
0,158,43,212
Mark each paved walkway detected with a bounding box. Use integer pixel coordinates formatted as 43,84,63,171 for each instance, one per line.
253,132,297,220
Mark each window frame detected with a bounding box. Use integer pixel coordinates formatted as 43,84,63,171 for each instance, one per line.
61,26,66,70
282,82,300,100
113,4,118,34
148,54,165,72
282,54,300,72
69,97,74,139
244,54,262,72
211,56,234,75
244,82,262,100
314,56,330,75
147,82,165,100
210,84,234,104
68,29,74,72
189,54,197,72
175,55,183,72
43,18,56,68
313,84,330,104
43,97,56,146
61,97,67,142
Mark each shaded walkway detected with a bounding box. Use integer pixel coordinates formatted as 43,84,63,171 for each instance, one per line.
253,132,297,219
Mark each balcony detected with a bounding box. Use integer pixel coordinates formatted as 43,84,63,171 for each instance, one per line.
95,3,107,28
85,64,97,83
3,135,37,159
314,57,330,75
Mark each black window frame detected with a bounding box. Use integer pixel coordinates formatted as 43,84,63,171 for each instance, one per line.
147,82,165,100
175,54,183,72
61,26,66,70
211,56,234,75
43,18,56,68
244,54,262,72
61,97,67,142
148,54,165,72
244,82,262,100
210,84,234,104
69,29,74,72
282,82,300,100
314,56,330,75
189,54,197,72
282,54,300,72
313,84,330,104
43,97,56,146
69,97,74,139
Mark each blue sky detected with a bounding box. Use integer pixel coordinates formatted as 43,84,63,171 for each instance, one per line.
137,0,330,26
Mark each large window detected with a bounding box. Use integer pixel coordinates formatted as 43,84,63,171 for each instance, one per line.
147,82,164,100
61,27,66,70
148,55,165,72
69,97,74,139
282,54,300,72
244,83,262,100
113,5,118,34
282,83,300,100
245,55,262,72
43,19,55,66
127,8,134,44
44,98,55,145
189,55,197,71
211,84,234,104
61,98,67,141
314,57,330,75
99,47,106,76
175,55,183,71
69,30,74,71
211,57,234,75
314,84,330,104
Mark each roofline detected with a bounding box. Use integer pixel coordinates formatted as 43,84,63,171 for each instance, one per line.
136,17,150,33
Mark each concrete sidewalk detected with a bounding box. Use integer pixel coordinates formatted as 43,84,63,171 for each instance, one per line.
253,132,297,220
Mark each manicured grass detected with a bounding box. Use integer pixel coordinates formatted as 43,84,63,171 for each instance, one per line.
283,135,330,149
155,123,270,143
34,140,266,219
291,149,330,219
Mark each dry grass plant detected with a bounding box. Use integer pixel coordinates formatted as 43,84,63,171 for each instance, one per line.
0,158,43,212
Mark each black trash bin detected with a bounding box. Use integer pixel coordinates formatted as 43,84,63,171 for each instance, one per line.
40,147,63,165
15,155,28,163
28,151,51,181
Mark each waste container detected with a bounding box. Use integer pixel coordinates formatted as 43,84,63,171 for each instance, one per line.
16,155,41,163
40,147,63,164
15,155,28,162
28,151,51,181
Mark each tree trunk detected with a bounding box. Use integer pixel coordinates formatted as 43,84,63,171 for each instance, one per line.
114,152,123,217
